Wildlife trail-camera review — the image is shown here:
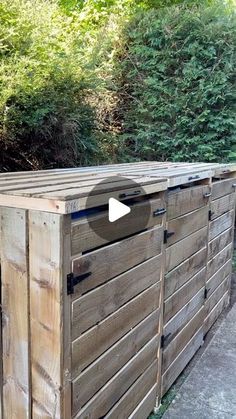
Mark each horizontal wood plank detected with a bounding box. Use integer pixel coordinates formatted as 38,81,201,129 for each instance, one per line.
167,185,210,220
205,276,231,317
207,243,232,279
72,284,160,374
209,210,234,241
165,227,208,272
72,254,162,335
208,227,233,261
204,291,229,334
212,178,235,200
72,226,163,295
164,268,206,324
206,260,232,297
128,384,157,419
211,193,235,220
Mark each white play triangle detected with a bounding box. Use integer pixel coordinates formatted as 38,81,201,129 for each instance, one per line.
108,198,131,222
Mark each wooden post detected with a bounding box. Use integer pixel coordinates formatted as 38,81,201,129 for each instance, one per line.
1,208,30,418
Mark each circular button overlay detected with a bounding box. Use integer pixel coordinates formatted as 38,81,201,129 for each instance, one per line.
85,176,151,243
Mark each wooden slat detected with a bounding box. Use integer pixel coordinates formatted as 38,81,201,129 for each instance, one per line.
72,311,159,410
211,193,235,220
161,328,203,397
164,247,207,300
206,260,232,298
167,185,210,220
105,362,157,419
29,211,68,418
209,210,234,241
72,226,163,296
163,307,204,372
71,197,165,254
1,208,30,418
165,227,208,272
163,287,205,346
205,276,231,317
204,291,229,334
212,178,235,200
166,206,208,247
72,255,161,335
72,283,160,375
128,384,157,419
207,243,232,279
164,268,205,324
208,227,233,261
74,336,159,418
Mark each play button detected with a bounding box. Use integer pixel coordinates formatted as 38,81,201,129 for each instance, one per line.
109,198,131,222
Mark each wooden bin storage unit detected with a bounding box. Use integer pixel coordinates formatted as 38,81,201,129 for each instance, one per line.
204,167,236,334
0,171,167,419
0,161,235,419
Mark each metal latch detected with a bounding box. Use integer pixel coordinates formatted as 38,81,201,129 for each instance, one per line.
204,192,212,198
67,272,92,295
153,208,166,217
164,229,175,244
161,333,171,349
119,190,141,199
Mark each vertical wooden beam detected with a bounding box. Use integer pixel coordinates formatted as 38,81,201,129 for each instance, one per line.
1,208,30,418
29,211,71,418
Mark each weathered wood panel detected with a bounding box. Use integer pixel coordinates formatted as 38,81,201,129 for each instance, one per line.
204,291,229,334
161,328,203,396
72,254,161,335
72,310,159,409
208,228,233,261
212,178,235,200
206,260,232,298
71,197,165,254
167,185,210,220
209,210,234,241
74,336,159,418
165,227,207,272
164,247,206,300
164,268,205,324
166,206,208,247
207,243,232,279
72,283,160,375
205,276,231,317
211,193,235,220
104,362,157,419
163,288,205,346
72,226,163,296
128,384,157,419
163,307,204,372
1,208,30,419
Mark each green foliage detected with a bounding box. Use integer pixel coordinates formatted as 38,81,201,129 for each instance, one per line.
116,2,236,162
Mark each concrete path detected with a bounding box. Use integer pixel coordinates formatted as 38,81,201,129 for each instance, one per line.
163,303,236,419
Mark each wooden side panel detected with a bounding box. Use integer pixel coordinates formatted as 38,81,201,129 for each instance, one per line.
29,211,71,418
164,268,205,324
72,254,161,335
208,228,233,261
74,336,159,418
212,178,235,200
72,310,159,410
163,288,205,347
72,226,163,296
211,193,235,220
104,362,158,419
209,210,234,241
165,227,207,272
206,260,232,297
162,307,204,373
128,385,157,419
166,206,208,246
207,243,232,279
1,208,30,419
164,248,206,300
167,185,210,220
71,197,165,254
161,328,203,397
72,283,160,375
205,276,231,317
204,291,229,334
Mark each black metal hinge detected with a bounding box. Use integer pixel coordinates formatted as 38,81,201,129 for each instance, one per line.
204,288,208,299
153,208,167,217
160,333,171,349
208,210,213,221
164,229,175,244
67,272,92,295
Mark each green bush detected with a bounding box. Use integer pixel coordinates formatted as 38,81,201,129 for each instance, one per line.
116,2,236,162
0,0,100,171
